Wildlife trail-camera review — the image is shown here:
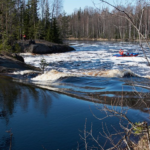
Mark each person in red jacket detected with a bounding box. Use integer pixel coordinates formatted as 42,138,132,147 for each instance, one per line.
119,49,124,55
23,35,26,41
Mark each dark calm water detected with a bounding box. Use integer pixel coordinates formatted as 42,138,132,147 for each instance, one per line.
1,41,150,150
0,75,150,150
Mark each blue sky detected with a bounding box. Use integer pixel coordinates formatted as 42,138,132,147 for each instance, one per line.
63,0,101,14
63,0,135,15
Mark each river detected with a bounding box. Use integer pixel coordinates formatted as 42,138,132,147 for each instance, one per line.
0,41,150,150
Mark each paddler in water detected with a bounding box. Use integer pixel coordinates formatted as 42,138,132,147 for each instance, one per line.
119,49,124,55
119,49,129,56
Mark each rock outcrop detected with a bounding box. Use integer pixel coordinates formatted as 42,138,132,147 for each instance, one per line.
0,39,75,73
17,40,75,54
12,53,24,62
0,53,40,73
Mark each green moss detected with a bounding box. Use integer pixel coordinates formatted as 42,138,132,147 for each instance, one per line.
134,122,150,135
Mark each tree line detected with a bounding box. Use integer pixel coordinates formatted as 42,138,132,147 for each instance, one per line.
1,0,150,52
65,1,150,40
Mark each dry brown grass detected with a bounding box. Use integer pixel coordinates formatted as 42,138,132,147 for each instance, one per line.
134,135,149,150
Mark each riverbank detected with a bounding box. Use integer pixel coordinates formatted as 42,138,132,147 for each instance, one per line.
66,37,146,42
0,39,75,74
0,53,40,74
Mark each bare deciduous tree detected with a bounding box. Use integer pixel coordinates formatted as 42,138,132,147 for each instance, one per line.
80,94,150,149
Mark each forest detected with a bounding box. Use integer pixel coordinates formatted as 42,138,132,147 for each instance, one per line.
0,0,63,52
68,1,150,40
0,0,150,51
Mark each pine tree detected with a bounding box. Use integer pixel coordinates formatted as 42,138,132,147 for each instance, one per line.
0,0,63,52
24,0,39,39
50,18,62,43
31,0,39,39
44,0,51,40
0,0,16,51
59,12,69,39
23,4,30,39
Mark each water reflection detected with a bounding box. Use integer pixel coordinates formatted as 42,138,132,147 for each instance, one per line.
0,76,54,122
57,90,150,113
0,76,18,115
0,136,11,150
51,76,150,113
0,76,150,150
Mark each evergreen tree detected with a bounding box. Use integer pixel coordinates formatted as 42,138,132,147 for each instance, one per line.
0,0,63,52
45,18,62,43
50,18,62,43
23,4,30,39
59,12,69,39
35,20,45,39
30,0,39,39
25,0,39,39
44,0,51,40
0,0,16,51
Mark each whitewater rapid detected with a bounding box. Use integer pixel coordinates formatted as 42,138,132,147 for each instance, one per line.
19,41,150,81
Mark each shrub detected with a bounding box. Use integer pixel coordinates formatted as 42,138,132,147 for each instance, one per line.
39,58,49,73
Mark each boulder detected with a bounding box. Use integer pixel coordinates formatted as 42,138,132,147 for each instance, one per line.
17,40,75,54
29,40,35,45
31,44,53,54
0,54,40,73
30,43,75,54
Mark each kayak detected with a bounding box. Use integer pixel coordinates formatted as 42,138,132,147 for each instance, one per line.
113,53,139,57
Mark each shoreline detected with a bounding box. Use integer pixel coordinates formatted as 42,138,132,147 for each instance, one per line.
65,37,146,42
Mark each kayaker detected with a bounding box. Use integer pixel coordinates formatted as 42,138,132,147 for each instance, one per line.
119,49,124,55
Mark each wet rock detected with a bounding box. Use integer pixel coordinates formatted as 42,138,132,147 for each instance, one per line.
29,43,75,54
29,40,35,45
0,66,9,73
0,54,40,73
17,39,75,54
12,53,24,62
31,44,53,54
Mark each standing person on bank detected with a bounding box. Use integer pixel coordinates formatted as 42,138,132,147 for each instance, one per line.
23,35,26,41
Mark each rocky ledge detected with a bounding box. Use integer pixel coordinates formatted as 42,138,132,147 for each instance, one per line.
0,53,40,73
17,39,75,54
0,40,75,74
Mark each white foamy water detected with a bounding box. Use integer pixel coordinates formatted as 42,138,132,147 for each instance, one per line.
20,41,150,81
31,69,76,81
13,70,40,75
